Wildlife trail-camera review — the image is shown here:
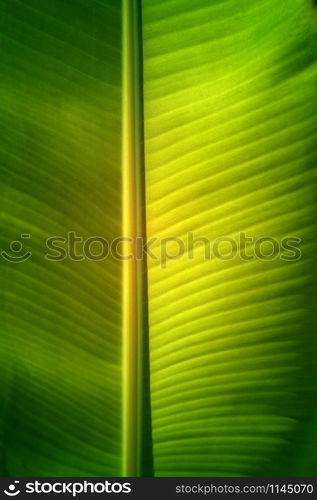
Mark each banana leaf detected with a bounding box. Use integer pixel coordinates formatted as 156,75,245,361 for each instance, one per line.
0,0,316,477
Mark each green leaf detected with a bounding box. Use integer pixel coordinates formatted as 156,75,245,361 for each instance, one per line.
1,0,317,477
0,0,123,476
143,0,317,476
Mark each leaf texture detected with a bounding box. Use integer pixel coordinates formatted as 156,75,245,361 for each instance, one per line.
0,0,122,476
0,0,317,478
143,0,317,476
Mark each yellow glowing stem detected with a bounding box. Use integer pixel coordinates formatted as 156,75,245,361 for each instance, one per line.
122,0,144,477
